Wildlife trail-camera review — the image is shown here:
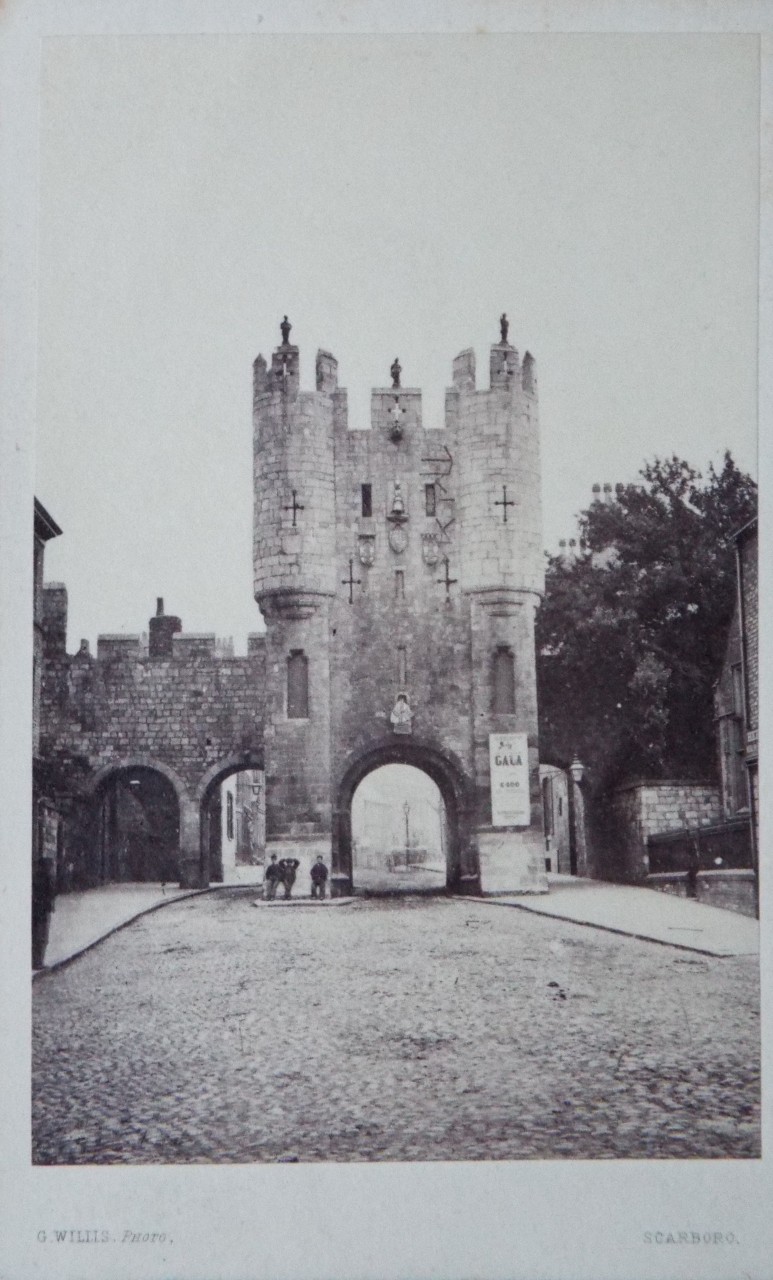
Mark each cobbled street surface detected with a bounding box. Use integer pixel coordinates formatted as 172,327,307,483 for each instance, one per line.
32,891,760,1163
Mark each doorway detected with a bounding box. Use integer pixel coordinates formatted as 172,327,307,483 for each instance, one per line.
200,767,265,883
96,766,180,883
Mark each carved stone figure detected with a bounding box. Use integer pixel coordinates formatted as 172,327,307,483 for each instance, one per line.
389,401,406,441
421,533,441,566
357,535,376,567
390,358,402,389
280,315,292,345
391,481,405,517
390,692,413,735
500,313,509,344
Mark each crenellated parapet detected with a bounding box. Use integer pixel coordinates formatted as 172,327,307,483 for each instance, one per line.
252,322,339,606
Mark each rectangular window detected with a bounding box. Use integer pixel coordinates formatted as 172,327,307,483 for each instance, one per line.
425,484,436,516
361,484,372,517
287,650,309,719
397,646,407,687
395,570,405,599
226,791,234,841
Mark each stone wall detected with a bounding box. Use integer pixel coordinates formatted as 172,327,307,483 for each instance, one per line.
646,870,756,919
603,780,722,882
39,587,266,885
252,326,547,894
39,323,548,898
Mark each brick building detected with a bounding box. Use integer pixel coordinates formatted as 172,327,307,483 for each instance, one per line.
39,318,547,895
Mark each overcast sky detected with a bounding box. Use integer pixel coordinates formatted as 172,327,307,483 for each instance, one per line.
35,33,759,652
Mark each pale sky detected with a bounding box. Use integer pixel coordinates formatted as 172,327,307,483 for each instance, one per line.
35,33,759,652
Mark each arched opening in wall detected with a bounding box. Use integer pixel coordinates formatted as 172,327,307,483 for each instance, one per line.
200,766,265,884
351,764,449,894
95,767,180,884
539,764,574,875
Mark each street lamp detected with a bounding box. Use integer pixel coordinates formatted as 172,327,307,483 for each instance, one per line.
569,756,585,785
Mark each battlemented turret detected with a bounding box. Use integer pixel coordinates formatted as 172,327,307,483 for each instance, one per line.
252,318,339,607
252,319,341,862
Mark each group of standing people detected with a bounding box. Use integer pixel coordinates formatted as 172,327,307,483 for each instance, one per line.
263,854,329,900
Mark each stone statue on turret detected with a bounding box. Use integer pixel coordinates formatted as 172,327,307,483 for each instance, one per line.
390,692,413,735
390,358,402,389
280,315,292,346
500,313,509,344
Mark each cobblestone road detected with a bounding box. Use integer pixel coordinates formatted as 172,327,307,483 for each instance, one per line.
32,891,760,1163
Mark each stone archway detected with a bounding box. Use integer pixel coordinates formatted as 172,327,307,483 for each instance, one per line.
332,739,479,897
88,761,185,885
196,753,264,885
538,754,591,877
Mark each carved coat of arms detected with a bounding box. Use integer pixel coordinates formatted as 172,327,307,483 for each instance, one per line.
421,533,440,566
357,535,376,567
388,525,409,555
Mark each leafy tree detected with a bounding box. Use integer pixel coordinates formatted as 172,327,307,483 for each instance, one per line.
536,452,757,793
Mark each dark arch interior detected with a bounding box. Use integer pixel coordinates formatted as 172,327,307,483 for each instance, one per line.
95,766,180,884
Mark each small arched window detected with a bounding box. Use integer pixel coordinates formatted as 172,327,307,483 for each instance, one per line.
287,650,309,719
493,647,516,714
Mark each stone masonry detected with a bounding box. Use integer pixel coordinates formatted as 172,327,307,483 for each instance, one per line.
603,780,722,883
40,319,547,896
253,324,546,895
39,589,266,886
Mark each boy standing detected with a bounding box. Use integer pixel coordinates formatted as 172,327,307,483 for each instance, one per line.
310,856,329,900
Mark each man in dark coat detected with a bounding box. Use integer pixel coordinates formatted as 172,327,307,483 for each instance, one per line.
264,854,282,900
278,857,300,899
310,855,329,900
32,857,56,969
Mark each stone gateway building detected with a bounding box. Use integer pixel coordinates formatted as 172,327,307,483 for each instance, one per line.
40,319,547,896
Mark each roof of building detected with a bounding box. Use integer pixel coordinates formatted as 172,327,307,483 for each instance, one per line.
34,498,62,542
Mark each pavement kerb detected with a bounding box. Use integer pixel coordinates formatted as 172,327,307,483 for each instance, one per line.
35,882,754,978
456,896,749,959
32,882,263,981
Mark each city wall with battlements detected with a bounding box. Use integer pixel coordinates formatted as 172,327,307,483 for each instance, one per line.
39,589,266,885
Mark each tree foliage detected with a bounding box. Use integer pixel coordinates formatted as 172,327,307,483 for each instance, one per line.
536,453,757,792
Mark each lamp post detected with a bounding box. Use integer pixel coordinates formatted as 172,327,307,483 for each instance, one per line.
569,756,589,878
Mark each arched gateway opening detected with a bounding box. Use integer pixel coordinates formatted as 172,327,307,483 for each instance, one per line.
198,755,265,884
352,765,447,892
94,766,180,884
333,743,479,896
